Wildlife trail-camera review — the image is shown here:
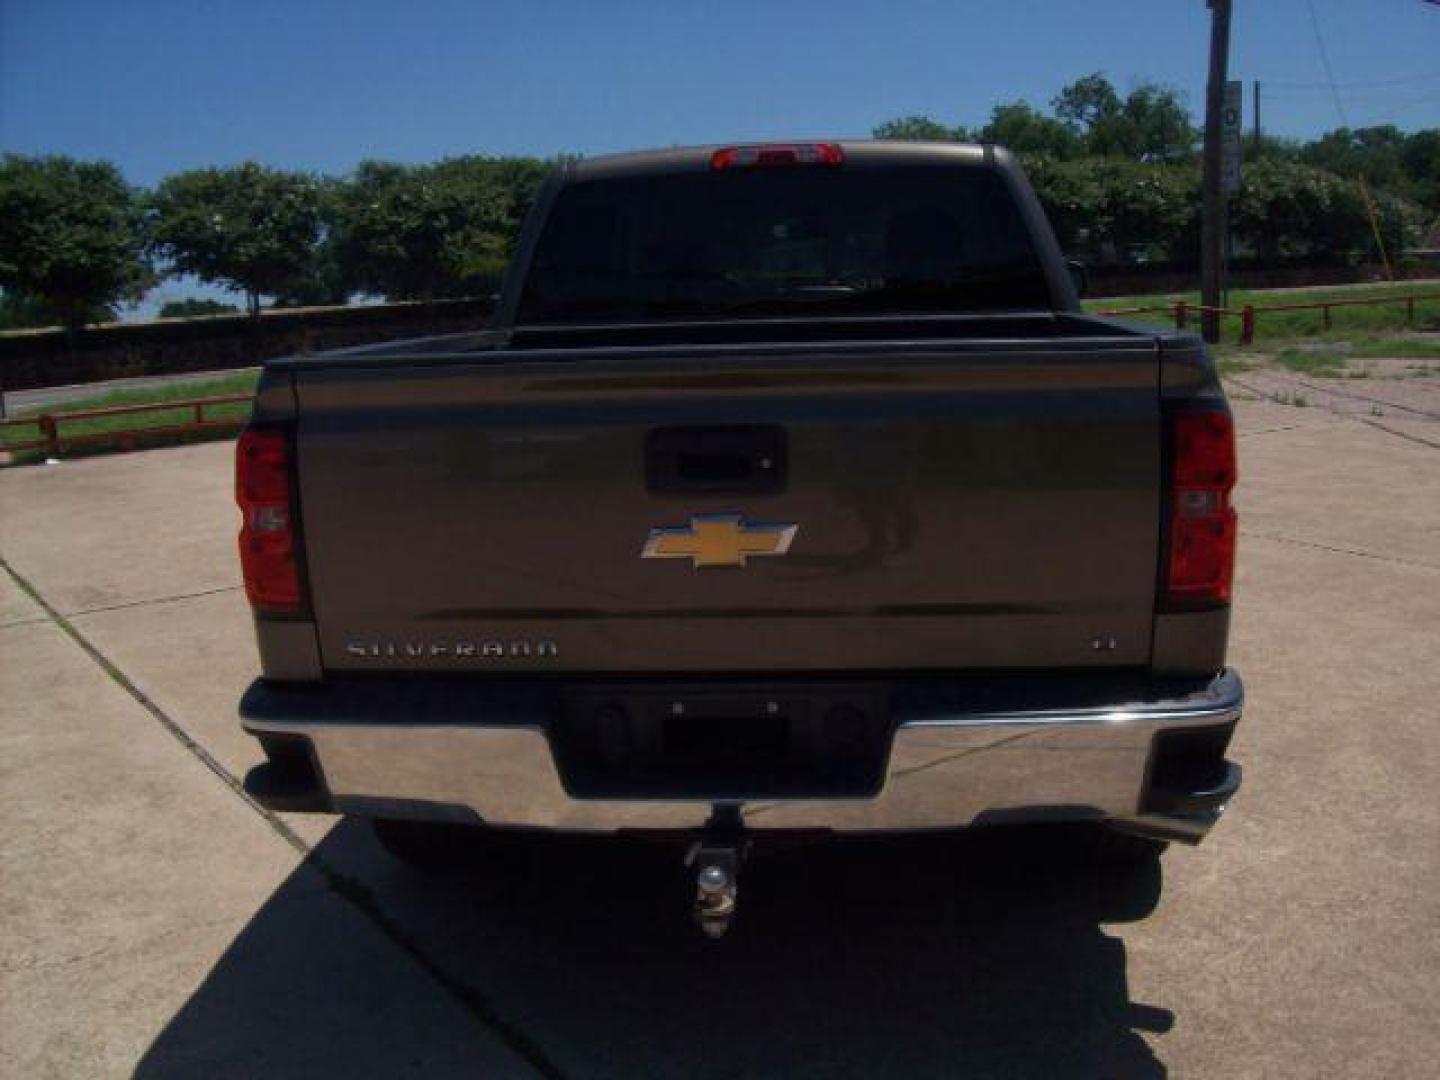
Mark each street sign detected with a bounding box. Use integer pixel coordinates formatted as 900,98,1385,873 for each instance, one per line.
1222,80,1243,194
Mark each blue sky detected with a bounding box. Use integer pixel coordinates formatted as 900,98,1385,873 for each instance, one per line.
4,0,1437,188
2,0,1436,314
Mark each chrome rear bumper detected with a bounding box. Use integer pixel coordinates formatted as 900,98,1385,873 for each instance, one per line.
241,669,1243,844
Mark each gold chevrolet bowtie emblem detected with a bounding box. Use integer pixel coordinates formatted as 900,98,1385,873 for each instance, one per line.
641,513,798,569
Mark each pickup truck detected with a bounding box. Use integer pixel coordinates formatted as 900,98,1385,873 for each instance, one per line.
237,141,1242,935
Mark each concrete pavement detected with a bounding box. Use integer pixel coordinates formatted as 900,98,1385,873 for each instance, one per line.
2,390,1437,1077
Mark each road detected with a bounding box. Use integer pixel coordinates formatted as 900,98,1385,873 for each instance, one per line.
2,389,1438,1078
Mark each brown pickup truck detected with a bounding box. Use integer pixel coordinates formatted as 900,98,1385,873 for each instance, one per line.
237,141,1242,935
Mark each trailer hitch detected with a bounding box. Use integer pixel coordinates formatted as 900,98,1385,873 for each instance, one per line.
684,805,749,939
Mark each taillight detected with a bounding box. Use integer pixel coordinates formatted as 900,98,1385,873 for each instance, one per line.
711,143,844,170
1163,408,1238,608
236,428,303,613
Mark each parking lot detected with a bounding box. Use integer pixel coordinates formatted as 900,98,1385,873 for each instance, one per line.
2,387,1437,1078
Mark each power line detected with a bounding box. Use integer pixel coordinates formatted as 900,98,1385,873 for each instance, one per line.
1303,0,1396,280
1263,71,1440,90
1304,0,1350,126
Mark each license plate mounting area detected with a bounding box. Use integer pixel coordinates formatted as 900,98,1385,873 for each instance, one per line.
554,683,890,799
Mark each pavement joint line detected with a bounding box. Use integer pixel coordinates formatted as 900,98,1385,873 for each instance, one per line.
1355,417,1440,451
1283,375,1439,421
0,555,569,1080
1239,529,1439,571
0,616,53,630
1237,424,1308,438
65,584,243,619
1228,375,1439,449
0,556,305,854
1227,376,1345,410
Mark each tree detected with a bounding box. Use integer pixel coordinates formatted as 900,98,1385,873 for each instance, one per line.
0,155,152,329
980,103,1081,159
1053,73,1122,132
872,116,967,142
1021,154,1095,252
1025,155,1198,263
1301,126,1440,213
1398,129,1440,211
1053,73,1196,162
1243,134,1302,164
1116,83,1197,162
270,178,352,308
1300,126,1405,187
158,298,240,318
329,156,547,301
147,163,326,316
1231,159,1368,263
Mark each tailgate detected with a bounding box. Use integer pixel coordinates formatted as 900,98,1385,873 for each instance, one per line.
293,340,1160,673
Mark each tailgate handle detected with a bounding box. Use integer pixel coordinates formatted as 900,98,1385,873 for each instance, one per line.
646,425,786,494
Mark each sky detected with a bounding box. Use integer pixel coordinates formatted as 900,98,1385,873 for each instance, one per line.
2,0,1437,313
4,0,1437,189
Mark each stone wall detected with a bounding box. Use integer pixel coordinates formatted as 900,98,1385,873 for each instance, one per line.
0,298,494,392
4,262,1437,393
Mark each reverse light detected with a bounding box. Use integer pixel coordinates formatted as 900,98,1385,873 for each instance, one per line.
1163,408,1238,608
236,427,302,613
711,143,845,170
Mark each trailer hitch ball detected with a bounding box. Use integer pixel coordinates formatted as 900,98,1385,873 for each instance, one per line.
688,843,742,939
698,864,731,894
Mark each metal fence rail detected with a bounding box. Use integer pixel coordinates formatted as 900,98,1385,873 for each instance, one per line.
1096,291,1440,345
0,393,252,458
4,294,1438,458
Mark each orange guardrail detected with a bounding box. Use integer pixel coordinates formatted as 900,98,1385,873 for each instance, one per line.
1097,291,1438,346
0,393,252,459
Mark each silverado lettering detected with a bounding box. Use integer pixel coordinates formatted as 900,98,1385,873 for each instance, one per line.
345,640,561,660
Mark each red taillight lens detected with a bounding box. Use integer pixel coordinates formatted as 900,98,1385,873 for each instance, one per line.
1164,409,1238,607
711,143,844,170
236,428,302,613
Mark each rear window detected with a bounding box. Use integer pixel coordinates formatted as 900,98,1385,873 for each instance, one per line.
516,165,1052,324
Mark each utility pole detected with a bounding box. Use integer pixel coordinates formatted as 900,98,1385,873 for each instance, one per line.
1253,79,1261,155
1200,0,1233,344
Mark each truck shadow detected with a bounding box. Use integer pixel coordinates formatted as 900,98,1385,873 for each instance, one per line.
137,823,1172,1078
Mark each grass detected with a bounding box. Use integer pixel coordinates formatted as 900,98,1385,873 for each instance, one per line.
1264,335,1440,378
1344,338,1440,360
1084,281,1440,345
1272,347,1352,377
1,370,258,460
6,285,1438,461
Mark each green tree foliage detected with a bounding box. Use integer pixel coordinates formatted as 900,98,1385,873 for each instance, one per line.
329,156,547,300
157,298,241,318
1300,126,1440,212
1025,157,1197,261
1242,134,1302,165
1300,126,1406,188
1230,159,1346,262
872,116,968,142
1398,130,1440,211
877,73,1436,265
1018,155,1092,251
1054,74,1197,161
876,74,1198,164
1052,73,1123,132
147,163,326,315
979,103,1081,159
0,155,152,328
1227,158,1428,262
